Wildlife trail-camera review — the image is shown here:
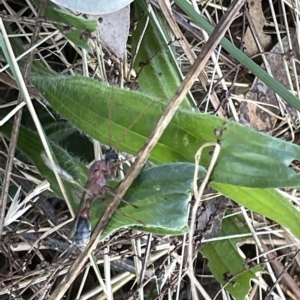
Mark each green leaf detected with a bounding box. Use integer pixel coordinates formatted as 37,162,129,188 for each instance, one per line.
1,122,206,238
31,74,300,188
98,163,206,239
212,121,300,187
132,1,194,108
0,122,86,213
211,182,300,240
201,216,263,299
44,123,78,143
33,0,97,50
174,0,300,112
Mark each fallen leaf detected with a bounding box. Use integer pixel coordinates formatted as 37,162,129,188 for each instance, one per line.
239,33,300,132
244,0,272,57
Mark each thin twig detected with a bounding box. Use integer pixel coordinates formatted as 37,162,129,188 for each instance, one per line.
190,142,221,300
49,0,246,298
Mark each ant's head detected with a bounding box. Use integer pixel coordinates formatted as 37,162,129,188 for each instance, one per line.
104,148,119,163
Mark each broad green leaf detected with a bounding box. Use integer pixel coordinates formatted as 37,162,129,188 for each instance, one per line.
19,108,75,141
211,182,300,240
97,163,206,239
33,0,97,50
44,123,78,143
201,216,263,299
31,74,300,188
212,121,300,187
1,123,205,237
0,123,86,213
132,1,194,108
103,195,188,237
174,0,300,112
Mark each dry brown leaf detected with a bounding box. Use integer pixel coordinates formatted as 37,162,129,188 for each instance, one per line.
239,90,279,132
239,33,300,132
244,0,272,57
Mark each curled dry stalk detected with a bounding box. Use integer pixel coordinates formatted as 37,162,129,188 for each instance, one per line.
189,142,221,299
